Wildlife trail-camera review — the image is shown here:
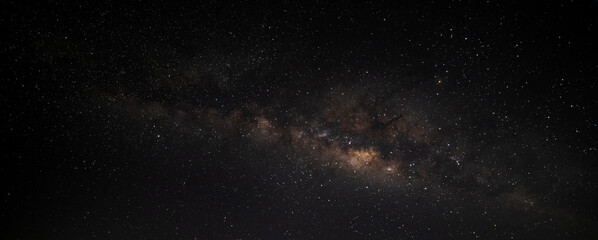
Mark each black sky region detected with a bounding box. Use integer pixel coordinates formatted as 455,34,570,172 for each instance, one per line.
2,1,598,239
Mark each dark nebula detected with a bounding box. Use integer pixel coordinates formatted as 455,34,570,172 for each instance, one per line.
3,1,598,239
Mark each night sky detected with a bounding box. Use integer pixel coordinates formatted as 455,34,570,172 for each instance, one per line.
3,1,598,239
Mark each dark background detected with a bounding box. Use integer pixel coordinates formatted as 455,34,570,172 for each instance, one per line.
2,1,597,239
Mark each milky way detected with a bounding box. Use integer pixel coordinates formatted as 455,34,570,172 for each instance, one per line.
4,1,598,239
